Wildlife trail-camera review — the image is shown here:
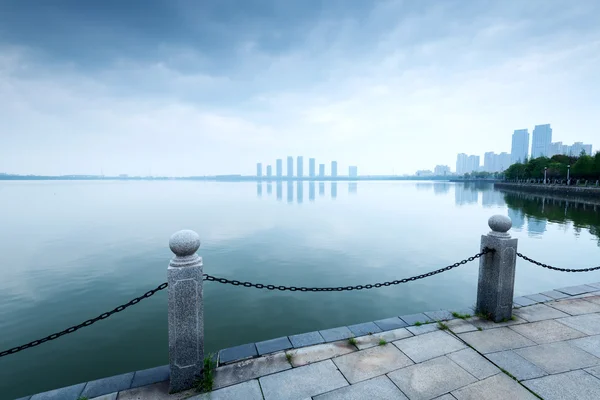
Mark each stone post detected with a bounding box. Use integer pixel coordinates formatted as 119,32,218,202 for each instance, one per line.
168,230,204,393
476,215,518,322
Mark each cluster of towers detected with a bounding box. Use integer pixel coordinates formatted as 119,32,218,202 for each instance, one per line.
257,157,358,179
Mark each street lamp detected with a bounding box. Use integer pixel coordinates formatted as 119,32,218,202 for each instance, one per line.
567,164,571,185
544,167,547,185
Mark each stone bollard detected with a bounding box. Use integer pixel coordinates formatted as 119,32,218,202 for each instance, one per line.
168,230,204,393
476,215,518,322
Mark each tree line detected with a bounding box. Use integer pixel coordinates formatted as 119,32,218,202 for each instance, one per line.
501,152,600,181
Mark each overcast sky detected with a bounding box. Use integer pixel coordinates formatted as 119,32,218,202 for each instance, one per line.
1,0,599,176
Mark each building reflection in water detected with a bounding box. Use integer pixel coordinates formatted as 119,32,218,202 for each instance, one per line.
331,182,337,199
527,217,547,237
319,182,325,196
296,181,303,204
482,190,505,208
454,184,479,206
276,181,282,201
287,181,293,203
257,183,262,197
507,208,525,230
259,181,360,204
416,183,433,191
266,183,272,195
309,182,315,202
349,182,357,194
433,183,450,196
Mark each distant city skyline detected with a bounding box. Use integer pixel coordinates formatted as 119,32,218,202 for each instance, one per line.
255,156,351,177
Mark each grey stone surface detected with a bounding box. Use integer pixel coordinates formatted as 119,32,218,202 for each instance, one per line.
458,327,535,354
388,356,477,400
476,229,518,322
540,290,570,300
131,365,170,389
319,326,354,342
347,321,382,336
81,372,134,398
523,370,600,400
486,350,548,381
406,323,440,335
569,335,600,358
393,330,466,363
444,319,478,334
452,372,537,400
447,348,499,379
189,379,263,400
289,341,357,367
333,343,413,383
488,214,512,235
289,331,325,348
219,343,258,364
588,282,600,289
313,375,408,400
424,310,455,321
557,313,600,335
15,397,32,400
513,296,537,307
514,303,569,322
580,294,600,305
168,230,204,393
467,315,527,330
555,285,598,296
523,293,553,303
399,313,432,325
213,351,291,389
548,298,600,315
30,383,85,400
89,394,117,400
355,328,412,350
515,341,600,374
433,396,457,400
256,336,293,355
510,319,586,344
374,317,408,331
116,381,195,400
259,360,348,400
586,365,600,379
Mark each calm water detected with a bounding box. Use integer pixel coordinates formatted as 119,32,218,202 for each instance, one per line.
1,180,599,399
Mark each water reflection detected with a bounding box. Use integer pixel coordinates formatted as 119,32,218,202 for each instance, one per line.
259,182,345,204
433,183,450,195
331,182,337,199
287,181,293,203
416,183,433,191
482,190,505,208
319,182,325,196
454,184,479,205
309,182,315,202
349,182,357,194
267,183,272,195
276,182,282,201
507,208,526,230
257,183,262,197
297,181,303,204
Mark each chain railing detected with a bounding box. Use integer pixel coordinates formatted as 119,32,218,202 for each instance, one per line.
517,252,600,272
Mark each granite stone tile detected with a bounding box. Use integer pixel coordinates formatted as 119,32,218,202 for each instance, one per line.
393,331,466,363
523,293,554,303
399,313,433,325
289,331,325,348
588,282,600,290
444,319,479,334
425,310,455,321
458,327,535,354
522,370,600,400
513,303,569,322
89,393,117,400
447,348,500,380
319,326,353,342
581,295,600,306
333,344,413,384
355,328,412,350
388,356,477,400
555,285,598,296
347,321,382,336
468,316,527,330
189,379,263,400
569,335,600,358
30,383,86,400
256,336,293,355
406,323,440,335
486,350,548,381
288,341,356,367
586,365,600,379
213,351,291,389
115,381,196,400
15,397,32,400
513,296,537,307
515,341,600,374
259,360,348,400
452,372,537,400
557,313,600,335
548,298,600,315
434,396,457,400
81,372,134,398
131,365,170,389
313,375,408,400
219,343,258,364
509,319,586,344
540,290,570,300
374,317,408,331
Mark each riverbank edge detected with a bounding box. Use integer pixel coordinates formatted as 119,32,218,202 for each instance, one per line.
18,281,600,400
494,182,600,199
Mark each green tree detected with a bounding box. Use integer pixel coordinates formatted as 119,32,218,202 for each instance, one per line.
572,155,595,180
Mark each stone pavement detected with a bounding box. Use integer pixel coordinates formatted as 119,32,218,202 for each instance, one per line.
21,282,600,400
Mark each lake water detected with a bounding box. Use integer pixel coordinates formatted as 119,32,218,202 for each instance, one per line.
1,180,599,399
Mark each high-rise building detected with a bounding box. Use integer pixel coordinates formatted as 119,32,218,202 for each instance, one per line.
548,142,566,157
309,158,316,177
467,155,480,173
570,142,593,156
319,164,325,177
331,161,338,177
256,163,262,177
456,153,468,175
498,152,511,172
511,129,529,164
348,166,358,177
297,156,303,178
434,165,450,176
484,152,496,172
276,159,283,177
583,144,593,156
531,124,552,158
287,156,293,178
266,165,272,178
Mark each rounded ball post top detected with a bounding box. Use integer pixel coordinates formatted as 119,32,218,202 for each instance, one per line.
488,215,512,237
169,230,200,257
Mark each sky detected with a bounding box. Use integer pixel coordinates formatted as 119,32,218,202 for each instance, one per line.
1,0,599,176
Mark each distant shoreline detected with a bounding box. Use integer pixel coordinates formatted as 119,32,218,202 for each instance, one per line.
495,182,600,199
0,175,455,182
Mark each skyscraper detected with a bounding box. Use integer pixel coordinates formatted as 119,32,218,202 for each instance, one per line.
318,164,325,177
498,152,510,172
484,152,496,172
531,124,552,158
309,158,316,177
467,155,480,173
456,153,468,175
511,129,529,164
287,156,293,178
256,163,262,177
297,156,303,178
434,165,450,176
348,166,358,177
266,165,272,178
276,159,283,178
331,161,338,177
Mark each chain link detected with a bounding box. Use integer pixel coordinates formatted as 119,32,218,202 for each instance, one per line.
517,253,600,272
0,282,168,358
203,249,492,292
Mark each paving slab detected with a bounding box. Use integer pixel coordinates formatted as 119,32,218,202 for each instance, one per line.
289,331,325,348
111,381,195,400
14,397,32,400
509,319,586,344
190,379,263,400
399,313,432,325
523,370,600,400
256,336,293,355
444,319,478,334
219,343,258,364
588,282,600,290
374,317,408,331
458,327,535,354
424,310,454,321
585,365,600,379
213,351,291,389
347,321,382,336
523,293,553,303
433,396,457,400
89,393,117,400
451,372,537,400
319,326,353,342
355,327,412,350
287,341,356,367
541,290,570,300
333,343,413,383
569,335,600,358
515,341,600,374
547,298,600,315
81,372,134,398
486,350,547,381
468,316,527,330
513,303,569,322
313,375,408,400
393,330,466,363
30,383,85,400
446,348,500,380
387,356,477,400
581,295,600,306
513,296,537,307
555,285,598,296
259,360,348,400
557,313,600,335
406,323,440,335
131,365,170,389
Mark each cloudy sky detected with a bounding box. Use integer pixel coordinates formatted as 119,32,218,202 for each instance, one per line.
1,0,599,176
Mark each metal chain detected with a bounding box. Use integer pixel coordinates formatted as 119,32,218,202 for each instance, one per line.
0,282,168,358
517,253,600,272
203,249,492,292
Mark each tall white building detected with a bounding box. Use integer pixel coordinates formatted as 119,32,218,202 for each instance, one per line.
511,129,529,164
467,155,480,173
456,153,468,175
498,152,511,172
531,124,552,158
434,165,450,176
